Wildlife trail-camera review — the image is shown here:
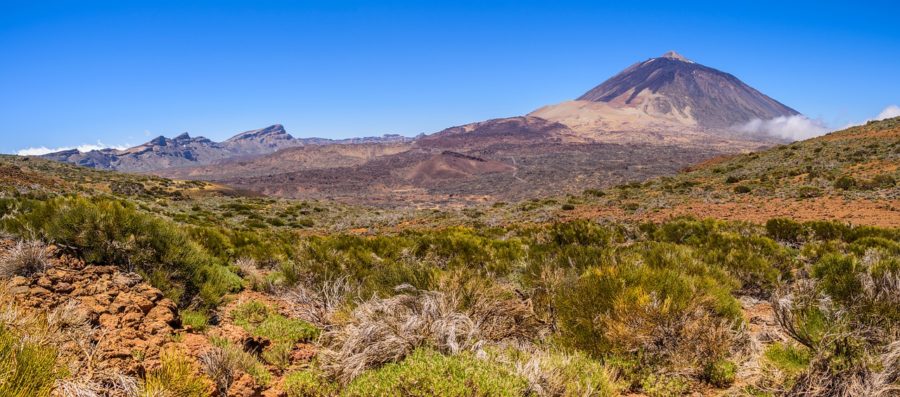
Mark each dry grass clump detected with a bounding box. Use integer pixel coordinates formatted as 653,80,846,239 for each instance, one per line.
283,276,355,328
200,339,272,394
0,239,49,277
54,373,140,397
199,347,236,396
319,285,543,383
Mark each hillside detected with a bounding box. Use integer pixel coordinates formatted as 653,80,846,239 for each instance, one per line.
539,116,900,227
1,118,898,397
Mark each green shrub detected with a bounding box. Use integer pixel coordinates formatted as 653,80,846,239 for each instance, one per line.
254,315,319,344
703,359,737,387
554,242,741,376
232,300,270,327
763,342,810,377
766,218,806,243
343,348,529,397
834,175,856,190
232,300,319,344
795,186,822,198
208,338,272,387
561,203,576,211
871,174,896,188
516,349,619,397
733,185,752,194
180,310,209,332
261,342,293,370
0,326,61,397
0,197,240,306
284,369,337,397
640,374,689,397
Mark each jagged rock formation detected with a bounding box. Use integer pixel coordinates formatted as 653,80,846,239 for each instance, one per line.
41,124,413,173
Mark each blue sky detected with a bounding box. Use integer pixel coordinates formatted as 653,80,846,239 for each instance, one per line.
1,0,898,154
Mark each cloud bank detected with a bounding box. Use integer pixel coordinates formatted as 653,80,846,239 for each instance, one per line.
736,115,830,141
876,105,900,121
17,142,130,156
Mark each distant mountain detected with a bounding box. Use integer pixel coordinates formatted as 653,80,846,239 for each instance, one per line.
42,125,413,172
531,51,798,142
222,124,298,155
41,52,805,204
578,51,799,128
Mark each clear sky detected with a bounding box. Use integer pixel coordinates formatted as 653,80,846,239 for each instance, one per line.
1,0,898,154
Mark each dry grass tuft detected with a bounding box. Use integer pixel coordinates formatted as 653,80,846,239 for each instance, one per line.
319,285,544,383
0,239,50,277
199,347,237,396
283,276,355,328
54,372,140,397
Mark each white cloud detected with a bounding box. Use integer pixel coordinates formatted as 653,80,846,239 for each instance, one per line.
838,105,900,130
876,105,900,121
16,141,131,156
736,115,830,141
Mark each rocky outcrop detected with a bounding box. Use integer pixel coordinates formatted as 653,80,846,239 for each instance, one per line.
4,256,179,375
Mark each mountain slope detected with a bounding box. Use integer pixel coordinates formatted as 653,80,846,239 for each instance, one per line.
577,51,799,128
531,52,798,144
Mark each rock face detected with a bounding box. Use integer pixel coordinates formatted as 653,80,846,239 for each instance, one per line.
576,51,799,128
223,124,298,156
3,247,179,376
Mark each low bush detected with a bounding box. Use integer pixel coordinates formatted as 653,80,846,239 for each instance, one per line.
342,348,529,397
733,185,752,194
0,197,241,306
284,369,337,397
834,175,856,190
763,342,811,378
703,359,737,387
553,241,743,383
766,218,807,243
232,300,319,344
180,310,209,332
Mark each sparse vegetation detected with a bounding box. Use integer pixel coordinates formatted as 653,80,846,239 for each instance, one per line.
0,118,898,395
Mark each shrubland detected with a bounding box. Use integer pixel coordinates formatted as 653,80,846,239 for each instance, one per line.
1,125,899,395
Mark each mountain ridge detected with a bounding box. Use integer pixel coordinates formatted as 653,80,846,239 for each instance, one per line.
41,125,414,172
